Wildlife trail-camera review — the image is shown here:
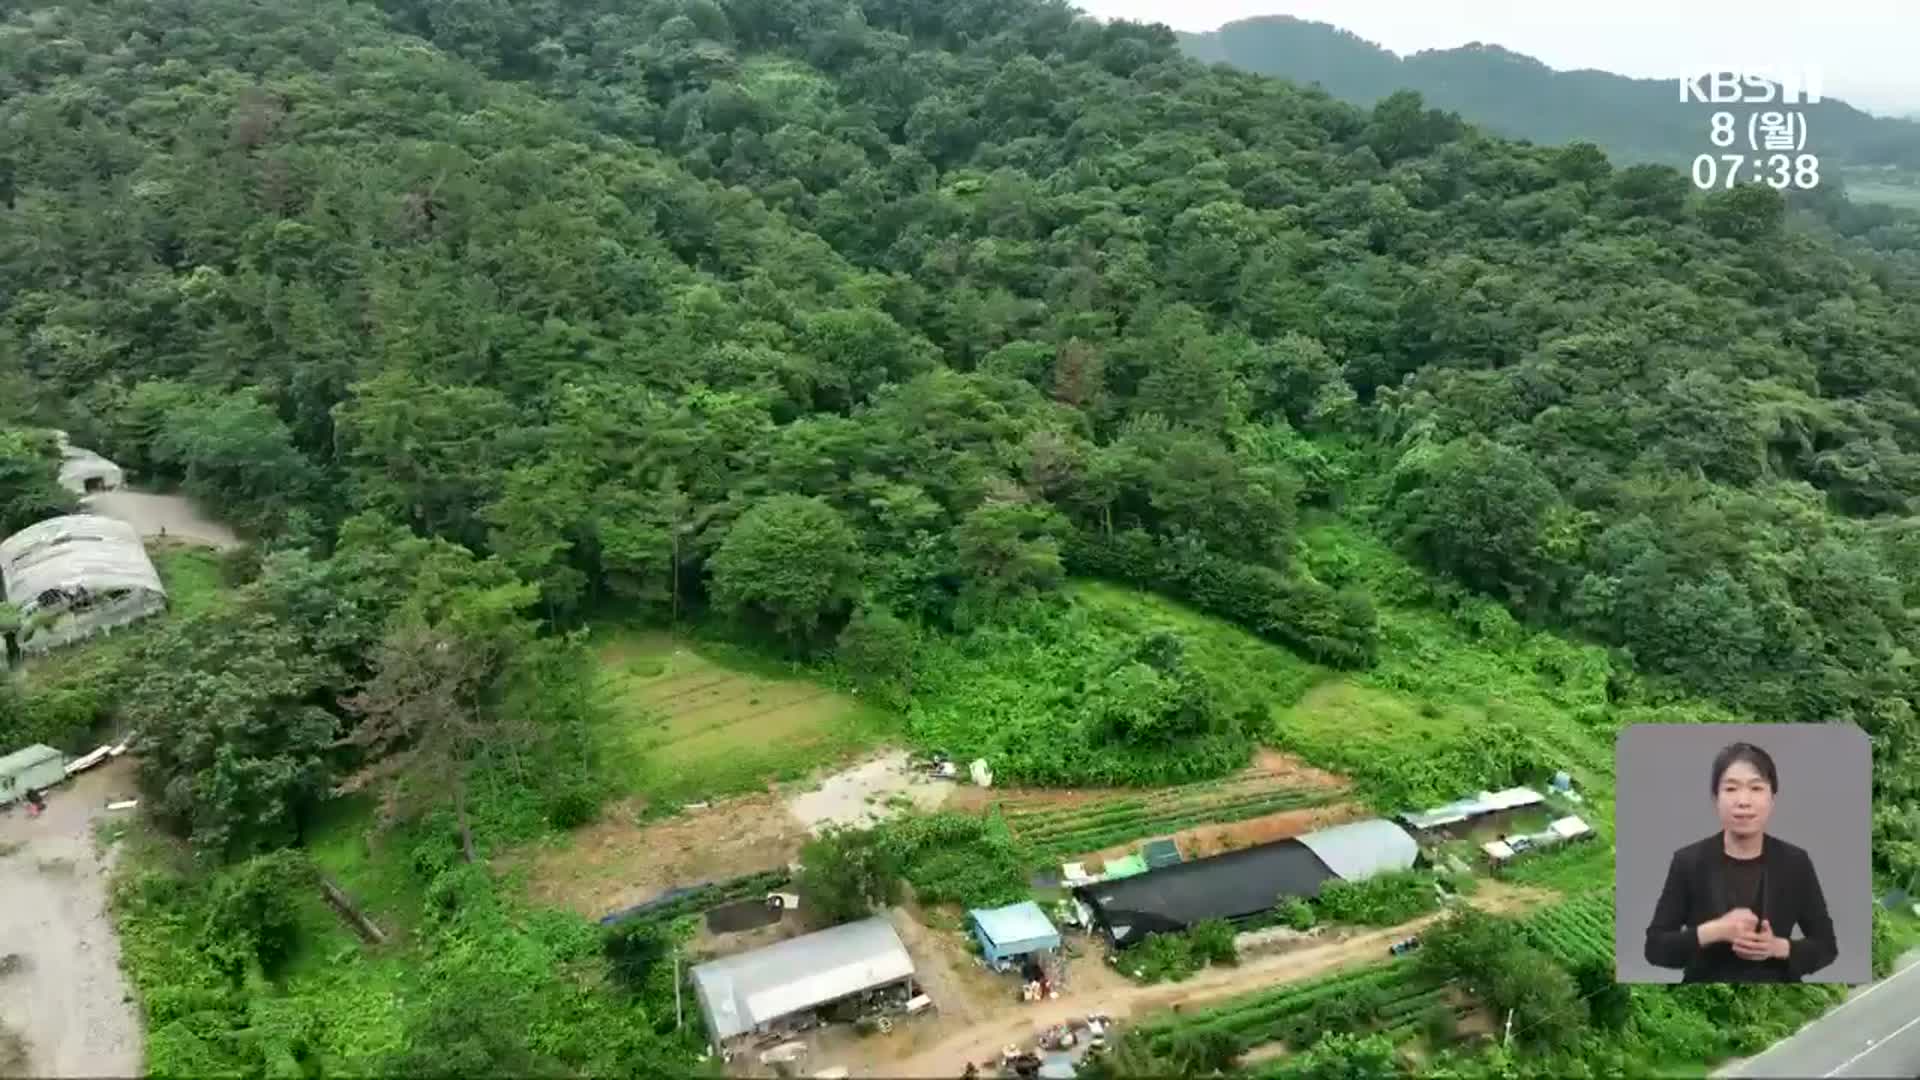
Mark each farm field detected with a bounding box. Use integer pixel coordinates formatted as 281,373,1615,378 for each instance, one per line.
1518,891,1615,969
1131,956,1475,1067
589,625,896,802
996,772,1352,861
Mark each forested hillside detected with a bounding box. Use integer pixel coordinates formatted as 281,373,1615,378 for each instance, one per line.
1178,16,1920,171
3,0,1920,1073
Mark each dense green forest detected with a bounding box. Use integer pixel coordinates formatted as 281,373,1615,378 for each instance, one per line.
1177,16,1920,172
3,0,1920,1074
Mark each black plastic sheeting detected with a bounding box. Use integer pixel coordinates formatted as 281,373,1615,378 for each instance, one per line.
599,883,713,926
1074,837,1338,947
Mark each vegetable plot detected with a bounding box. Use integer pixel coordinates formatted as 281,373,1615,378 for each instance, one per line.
1134,959,1453,1055
1519,891,1615,968
998,777,1343,859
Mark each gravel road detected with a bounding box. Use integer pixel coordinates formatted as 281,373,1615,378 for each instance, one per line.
0,759,144,1077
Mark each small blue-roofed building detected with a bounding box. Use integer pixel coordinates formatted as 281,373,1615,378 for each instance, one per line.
969,901,1061,970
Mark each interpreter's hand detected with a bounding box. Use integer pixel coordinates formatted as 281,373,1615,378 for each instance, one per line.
1731,919,1791,961
1700,907,1759,945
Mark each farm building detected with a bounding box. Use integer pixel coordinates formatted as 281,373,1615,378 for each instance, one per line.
1397,786,1546,835
1074,818,1421,948
0,515,167,658
690,916,916,1048
1483,815,1596,866
57,444,124,495
969,901,1061,970
0,744,67,806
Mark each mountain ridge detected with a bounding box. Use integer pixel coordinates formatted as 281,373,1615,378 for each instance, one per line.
1177,15,1920,169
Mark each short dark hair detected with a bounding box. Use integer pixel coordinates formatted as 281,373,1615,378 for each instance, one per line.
1711,742,1779,794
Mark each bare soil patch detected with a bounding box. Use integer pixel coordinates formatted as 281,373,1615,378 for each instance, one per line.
784,751,955,835
1070,801,1367,870
1248,748,1351,792
957,749,1350,818
508,793,808,919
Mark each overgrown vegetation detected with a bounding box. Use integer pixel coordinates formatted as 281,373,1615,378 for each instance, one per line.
1313,870,1441,926
1119,919,1240,984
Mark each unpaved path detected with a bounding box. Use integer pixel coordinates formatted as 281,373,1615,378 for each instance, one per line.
0,758,143,1077
881,882,1554,1078
82,489,238,550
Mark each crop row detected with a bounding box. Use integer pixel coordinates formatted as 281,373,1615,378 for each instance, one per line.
1025,790,1334,858
1015,786,1330,843
999,776,1306,826
1140,961,1421,1046
1522,893,1615,967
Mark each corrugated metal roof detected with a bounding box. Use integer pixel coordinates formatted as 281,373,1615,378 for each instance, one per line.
0,515,165,615
1295,818,1420,883
1400,787,1545,831
969,901,1058,950
0,744,63,776
691,916,913,1041
1481,787,1545,810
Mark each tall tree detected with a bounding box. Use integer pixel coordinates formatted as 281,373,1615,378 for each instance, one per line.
335,616,534,863
709,494,863,648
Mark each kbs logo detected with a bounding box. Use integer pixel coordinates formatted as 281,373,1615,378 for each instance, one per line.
1678,68,1825,105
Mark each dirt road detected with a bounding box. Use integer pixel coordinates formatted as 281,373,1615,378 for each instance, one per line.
883,882,1553,1078
0,760,144,1077
82,489,238,550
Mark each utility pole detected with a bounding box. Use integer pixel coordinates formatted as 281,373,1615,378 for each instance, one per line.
1503,1008,1514,1048
675,950,683,1031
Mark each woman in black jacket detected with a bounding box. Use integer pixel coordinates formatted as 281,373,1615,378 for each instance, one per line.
1643,742,1838,982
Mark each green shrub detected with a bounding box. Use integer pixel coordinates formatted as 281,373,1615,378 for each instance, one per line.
883,811,1031,907
1283,898,1317,930
1188,919,1239,966
200,850,314,977
835,606,918,707
603,921,672,995
1066,529,1379,668
1126,932,1200,983
798,825,903,925
543,788,600,830
1421,1002,1457,1045
1316,871,1440,926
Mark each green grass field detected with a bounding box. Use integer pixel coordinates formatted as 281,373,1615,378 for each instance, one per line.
587,624,897,803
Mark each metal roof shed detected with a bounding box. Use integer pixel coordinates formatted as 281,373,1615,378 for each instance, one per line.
969,901,1060,967
690,917,914,1043
1296,818,1420,883
0,744,67,805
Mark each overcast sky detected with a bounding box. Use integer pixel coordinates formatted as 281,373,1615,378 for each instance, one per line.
1072,0,1920,116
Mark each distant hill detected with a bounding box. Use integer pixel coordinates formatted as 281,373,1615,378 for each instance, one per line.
1178,16,1920,170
